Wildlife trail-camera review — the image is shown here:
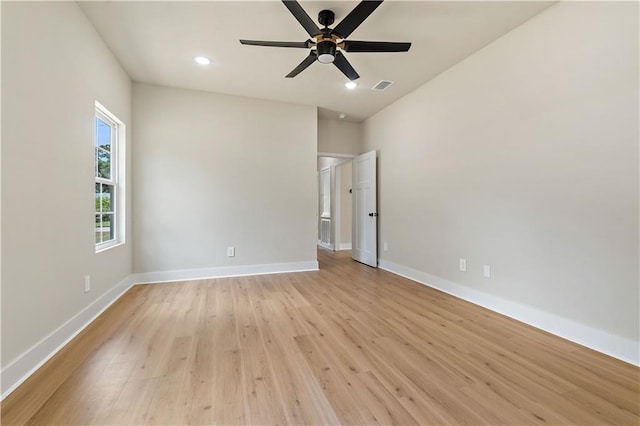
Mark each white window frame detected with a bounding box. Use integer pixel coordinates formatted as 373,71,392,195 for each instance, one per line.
95,101,126,252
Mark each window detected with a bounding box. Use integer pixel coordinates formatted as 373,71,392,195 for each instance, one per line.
94,102,124,251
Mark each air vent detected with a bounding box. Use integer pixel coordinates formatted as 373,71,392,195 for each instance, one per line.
372,80,394,91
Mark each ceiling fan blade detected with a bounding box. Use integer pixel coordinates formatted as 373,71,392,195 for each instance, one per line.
332,1,383,39
240,39,313,49
333,51,360,81
286,51,317,78
282,1,322,37
342,40,411,53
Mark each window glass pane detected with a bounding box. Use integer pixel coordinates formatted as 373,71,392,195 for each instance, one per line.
95,214,102,244
95,183,114,245
101,213,115,242
97,148,111,179
95,183,102,213
99,184,114,213
95,117,112,179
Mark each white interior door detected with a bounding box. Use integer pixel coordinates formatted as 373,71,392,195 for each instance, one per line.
352,150,377,267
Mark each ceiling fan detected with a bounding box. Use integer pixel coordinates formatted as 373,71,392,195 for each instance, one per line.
239,0,411,81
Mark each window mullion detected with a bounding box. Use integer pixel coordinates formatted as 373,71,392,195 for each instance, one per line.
95,177,115,185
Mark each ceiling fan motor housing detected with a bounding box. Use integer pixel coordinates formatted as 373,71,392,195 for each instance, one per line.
318,9,335,27
317,40,336,63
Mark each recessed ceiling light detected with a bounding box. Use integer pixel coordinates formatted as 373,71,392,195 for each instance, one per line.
194,56,211,65
345,81,358,90
339,113,346,119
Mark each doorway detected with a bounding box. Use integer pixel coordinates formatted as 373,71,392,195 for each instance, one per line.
317,154,354,252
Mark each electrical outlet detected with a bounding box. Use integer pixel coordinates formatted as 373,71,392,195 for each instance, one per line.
383,242,388,252
459,258,466,272
84,275,91,293
483,265,491,278
227,246,235,257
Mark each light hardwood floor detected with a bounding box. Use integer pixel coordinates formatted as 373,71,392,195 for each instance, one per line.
2,249,639,425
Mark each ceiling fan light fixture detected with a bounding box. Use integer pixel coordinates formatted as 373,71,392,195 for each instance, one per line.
316,41,336,64
318,54,335,64
194,56,211,65
345,81,358,89
239,0,411,80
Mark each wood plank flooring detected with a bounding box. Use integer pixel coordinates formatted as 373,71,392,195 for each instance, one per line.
2,249,639,425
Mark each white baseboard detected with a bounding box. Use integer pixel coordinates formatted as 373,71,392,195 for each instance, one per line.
1,275,136,400
379,259,639,366
131,260,319,285
0,260,320,401
317,242,334,251
11,255,632,404
338,243,352,251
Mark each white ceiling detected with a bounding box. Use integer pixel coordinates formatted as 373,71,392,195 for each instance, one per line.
79,1,553,122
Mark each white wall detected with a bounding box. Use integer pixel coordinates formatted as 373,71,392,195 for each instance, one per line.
2,2,132,368
318,119,361,155
362,2,639,361
132,83,317,273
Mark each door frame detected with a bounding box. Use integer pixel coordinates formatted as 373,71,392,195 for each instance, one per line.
318,153,356,252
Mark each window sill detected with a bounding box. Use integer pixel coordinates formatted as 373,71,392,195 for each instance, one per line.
95,241,125,254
